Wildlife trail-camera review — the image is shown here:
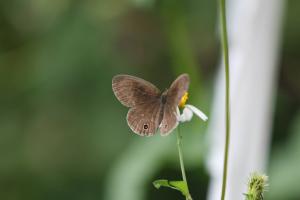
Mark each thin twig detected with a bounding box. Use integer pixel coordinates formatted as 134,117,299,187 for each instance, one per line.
219,0,231,199
177,126,193,200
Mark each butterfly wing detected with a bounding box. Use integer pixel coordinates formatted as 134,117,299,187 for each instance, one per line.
127,100,163,136
160,74,190,135
166,73,190,106
112,74,160,107
112,74,163,136
159,103,179,135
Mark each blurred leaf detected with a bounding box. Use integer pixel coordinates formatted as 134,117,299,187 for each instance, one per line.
267,111,300,199
103,136,175,200
153,179,188,196
130,0,155,9
103,123,207,200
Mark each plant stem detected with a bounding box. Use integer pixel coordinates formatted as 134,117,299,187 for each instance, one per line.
177,126,193,200
219,0,231,199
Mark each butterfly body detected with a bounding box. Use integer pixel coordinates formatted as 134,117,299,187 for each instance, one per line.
160,90,168,104
112,74,189,136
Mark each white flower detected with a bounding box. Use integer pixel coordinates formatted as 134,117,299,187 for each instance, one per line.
177,104,208,123
176,92,208,123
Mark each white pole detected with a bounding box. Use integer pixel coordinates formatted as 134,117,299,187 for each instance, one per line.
206,0,285,199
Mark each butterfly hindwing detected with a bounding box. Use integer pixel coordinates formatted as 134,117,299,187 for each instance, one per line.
127,100,163,136
159,103,178,135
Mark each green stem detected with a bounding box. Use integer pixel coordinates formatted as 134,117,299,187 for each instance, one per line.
219,0,231,200
177,126,193,200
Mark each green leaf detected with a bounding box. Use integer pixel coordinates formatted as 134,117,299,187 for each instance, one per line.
153,179,189,196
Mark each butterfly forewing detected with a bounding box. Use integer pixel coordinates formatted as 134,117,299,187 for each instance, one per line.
167,74,190,106
159,74,190,135
112,75,160,107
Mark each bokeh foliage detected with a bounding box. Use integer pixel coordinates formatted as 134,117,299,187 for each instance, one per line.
0,0,299,200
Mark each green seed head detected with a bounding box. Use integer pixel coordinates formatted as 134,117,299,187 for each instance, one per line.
245,172,268,200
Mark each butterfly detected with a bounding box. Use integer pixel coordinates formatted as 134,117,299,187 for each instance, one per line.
112,74,189,136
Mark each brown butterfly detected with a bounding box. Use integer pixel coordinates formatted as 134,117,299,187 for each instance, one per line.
112,74,189,136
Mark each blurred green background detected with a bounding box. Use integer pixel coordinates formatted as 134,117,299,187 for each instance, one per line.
0,0,299,200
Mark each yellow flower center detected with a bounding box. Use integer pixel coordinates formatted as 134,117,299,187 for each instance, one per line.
179,92,188,108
